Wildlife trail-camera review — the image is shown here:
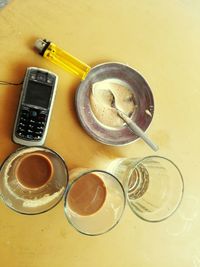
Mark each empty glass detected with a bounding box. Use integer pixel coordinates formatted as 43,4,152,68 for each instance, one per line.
64,169,126,236
107,156,184,222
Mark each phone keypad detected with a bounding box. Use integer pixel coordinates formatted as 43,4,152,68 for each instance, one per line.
16,107,47,141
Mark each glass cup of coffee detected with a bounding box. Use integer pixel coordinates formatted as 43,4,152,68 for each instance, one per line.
107,156,184,222
64,169,126,236
0,146,68,215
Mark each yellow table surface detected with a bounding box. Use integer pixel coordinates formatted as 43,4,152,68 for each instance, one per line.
0,1,200,266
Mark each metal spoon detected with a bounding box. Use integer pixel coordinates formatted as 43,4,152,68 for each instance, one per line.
109,90,159,151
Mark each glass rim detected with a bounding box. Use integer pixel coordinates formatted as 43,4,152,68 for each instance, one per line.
0,146,69,216
64,169,126,236
127,155,184,223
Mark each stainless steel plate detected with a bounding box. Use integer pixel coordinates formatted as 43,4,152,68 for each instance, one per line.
75,62,154,146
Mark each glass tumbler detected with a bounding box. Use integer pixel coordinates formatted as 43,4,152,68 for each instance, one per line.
107,156,184,222
64,169,126,236
0,146,68,215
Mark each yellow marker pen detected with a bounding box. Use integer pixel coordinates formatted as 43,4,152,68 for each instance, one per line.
35,39,91,80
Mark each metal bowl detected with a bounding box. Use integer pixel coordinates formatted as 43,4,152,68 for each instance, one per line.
75,62,154,146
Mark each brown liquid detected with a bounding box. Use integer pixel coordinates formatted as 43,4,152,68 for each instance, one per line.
68,173,107,216
16,153,53,190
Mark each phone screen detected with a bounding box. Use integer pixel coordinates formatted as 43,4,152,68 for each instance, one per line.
24,81,52,109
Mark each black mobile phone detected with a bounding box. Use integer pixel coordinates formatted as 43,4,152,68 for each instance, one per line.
13,67,58,146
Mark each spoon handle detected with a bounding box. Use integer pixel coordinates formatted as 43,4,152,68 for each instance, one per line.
117,110,159,151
